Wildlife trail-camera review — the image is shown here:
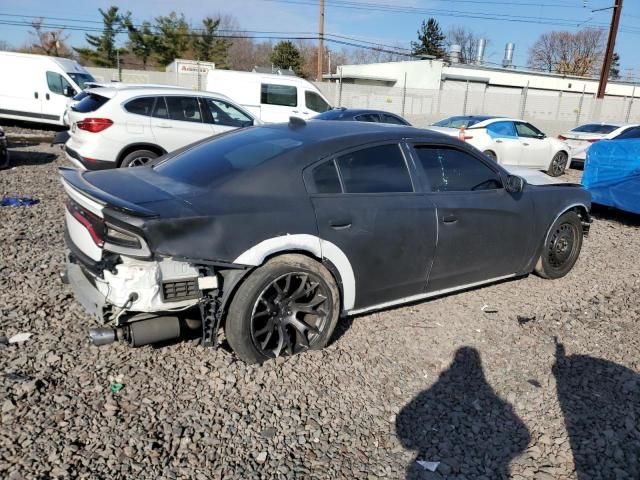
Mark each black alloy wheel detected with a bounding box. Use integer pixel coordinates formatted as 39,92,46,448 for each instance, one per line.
535,211,583,279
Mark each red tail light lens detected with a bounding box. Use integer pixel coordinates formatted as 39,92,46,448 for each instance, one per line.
558,135,567,140
66,198,106,247
76,118,113,133
588,138,600,143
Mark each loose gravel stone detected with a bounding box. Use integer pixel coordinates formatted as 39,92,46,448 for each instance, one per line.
1,142,639,479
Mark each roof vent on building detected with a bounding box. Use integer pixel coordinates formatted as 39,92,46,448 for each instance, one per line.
475,38,486,65
503,42,515,69
448,44,462,64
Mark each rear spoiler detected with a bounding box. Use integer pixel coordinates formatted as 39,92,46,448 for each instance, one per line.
58,167,158,218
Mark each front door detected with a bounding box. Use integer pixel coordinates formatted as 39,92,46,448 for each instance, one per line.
306,143,438,310
410,143,534,293
200,97,255,135
515,121,551,169
42,71,74,123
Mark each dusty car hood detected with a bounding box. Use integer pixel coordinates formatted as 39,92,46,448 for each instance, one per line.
502,166,568,186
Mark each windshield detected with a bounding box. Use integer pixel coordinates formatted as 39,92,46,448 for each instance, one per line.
66,72,96,89
154,127,305,188
571,124,619,134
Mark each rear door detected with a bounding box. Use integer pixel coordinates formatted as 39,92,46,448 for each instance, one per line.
515,121,551,168
483,120,522,164
409,143,533,293
150,95,214,152
306,142,438,310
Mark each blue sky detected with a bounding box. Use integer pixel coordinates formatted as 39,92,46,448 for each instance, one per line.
1,0,639,76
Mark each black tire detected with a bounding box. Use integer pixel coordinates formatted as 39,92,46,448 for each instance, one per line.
547,151,568,177
225,254,341,364
535,211,583,279
484,150,497,162
120,149,158,168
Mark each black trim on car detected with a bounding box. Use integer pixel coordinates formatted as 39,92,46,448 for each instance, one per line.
65,145,113,170
0,108,59,121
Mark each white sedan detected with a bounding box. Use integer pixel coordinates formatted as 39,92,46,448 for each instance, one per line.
429,116,570,177
558,123,640,165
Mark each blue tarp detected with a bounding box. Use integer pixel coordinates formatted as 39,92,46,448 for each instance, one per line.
582,139,640,214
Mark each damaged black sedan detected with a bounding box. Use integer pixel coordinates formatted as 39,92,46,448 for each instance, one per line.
60,120,591,364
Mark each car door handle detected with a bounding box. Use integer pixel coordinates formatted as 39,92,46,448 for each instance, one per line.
156,123,172,128
329,220,352,230
34,92,39,99
442,214,458,224
292,110,299,114
495,139,503,143
46,93,50,100
522,142,530,146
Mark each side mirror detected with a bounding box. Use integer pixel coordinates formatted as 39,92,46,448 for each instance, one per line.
64,86,76,98
537,133,546,139
505,174,525,194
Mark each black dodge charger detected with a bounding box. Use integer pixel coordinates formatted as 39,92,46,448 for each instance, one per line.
61,120,591,363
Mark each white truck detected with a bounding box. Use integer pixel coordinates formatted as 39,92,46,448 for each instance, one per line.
206,69,332,123
0,51,95,126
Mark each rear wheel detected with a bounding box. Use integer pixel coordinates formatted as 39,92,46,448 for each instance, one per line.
225,254,341,364
534,211,583,279
120,149,158,168
547,151,568,177
484,150,497,162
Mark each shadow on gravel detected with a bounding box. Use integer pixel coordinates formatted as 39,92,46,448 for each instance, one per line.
553,341,640,479
5,149,57,167
590,204,640,227
396,347,530,479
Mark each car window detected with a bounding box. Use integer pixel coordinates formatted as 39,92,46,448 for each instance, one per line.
46,71,72,95
203,98,253,127
154,127,304,188
261,83,297,107
354,114,380,123
124,97,155,116
71,93,109,113
414,146,503,192
613,126,640,139
309,160,341,194
166,96,203,123
335,144,413,194
381,114,408,125
305,91,330,112
486,121,517,138
152,97,169,119
515,122,543,138
572,124,619,134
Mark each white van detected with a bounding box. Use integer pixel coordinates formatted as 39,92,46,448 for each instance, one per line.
206,69,332,123
0,51,95,126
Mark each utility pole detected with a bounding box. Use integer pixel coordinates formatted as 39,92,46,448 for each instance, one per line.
597,0,623,98
317,0,325,82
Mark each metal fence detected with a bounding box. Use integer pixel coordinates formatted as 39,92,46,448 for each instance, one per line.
87,67,640,137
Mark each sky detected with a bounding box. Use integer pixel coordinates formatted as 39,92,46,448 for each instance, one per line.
1,0,639,77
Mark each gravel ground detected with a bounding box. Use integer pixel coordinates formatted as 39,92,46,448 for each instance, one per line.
1,143,639,479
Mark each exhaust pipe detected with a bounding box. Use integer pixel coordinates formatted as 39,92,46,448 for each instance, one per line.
89,327,118,346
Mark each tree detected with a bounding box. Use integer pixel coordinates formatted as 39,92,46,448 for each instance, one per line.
446,26,486,64
121,14,156,70
74,6,122,67
192,17,231,68
411,18,446,58
29,18,72,57
527,28,606,76
609,52,621,80
152,12,190,67
270,41,304,76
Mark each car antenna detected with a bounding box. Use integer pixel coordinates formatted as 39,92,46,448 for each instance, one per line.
289,116,306,129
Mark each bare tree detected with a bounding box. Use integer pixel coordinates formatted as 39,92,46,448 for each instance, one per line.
528,28,606,76
29,18,72,57
446,26,486,64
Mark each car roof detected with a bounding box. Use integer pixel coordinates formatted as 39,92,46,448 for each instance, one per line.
87,86,236,103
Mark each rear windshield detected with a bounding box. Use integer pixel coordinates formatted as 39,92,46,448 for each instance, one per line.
71,93,109,113
433,116,489,128
571,124,618,134
154,127,304,187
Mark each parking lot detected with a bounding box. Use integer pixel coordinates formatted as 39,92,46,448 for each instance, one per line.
1,136,640,479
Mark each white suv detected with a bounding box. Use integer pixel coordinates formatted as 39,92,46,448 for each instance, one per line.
64,86,259,169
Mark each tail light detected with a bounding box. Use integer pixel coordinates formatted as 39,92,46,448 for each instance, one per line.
66,198,106,247
588,138,600,143
558,135,567,140
76,118,113,133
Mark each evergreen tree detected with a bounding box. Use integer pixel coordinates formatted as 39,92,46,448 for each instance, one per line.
192,17,231,68
122,14,156,70
74,6,122,67
270,41,304,76
411,18,446,58
609,52,621,80
153,12,190,67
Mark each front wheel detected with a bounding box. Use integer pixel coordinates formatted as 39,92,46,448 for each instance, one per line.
547,151,568,177
225,254,341,364
534,211,583,279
